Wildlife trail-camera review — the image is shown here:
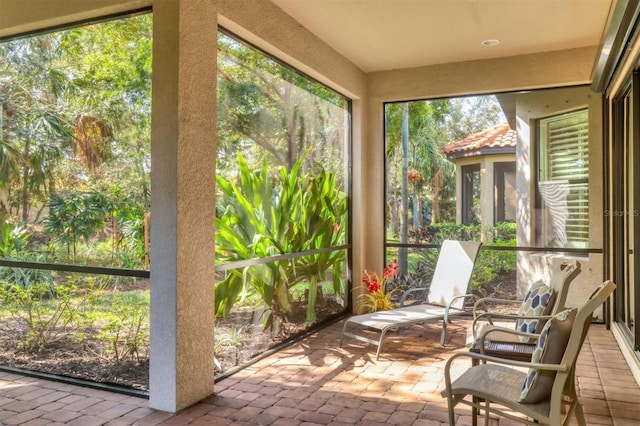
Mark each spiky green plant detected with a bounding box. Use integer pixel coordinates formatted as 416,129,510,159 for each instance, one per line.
215,152,347,330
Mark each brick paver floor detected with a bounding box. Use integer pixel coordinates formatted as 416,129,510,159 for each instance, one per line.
0,319,638,425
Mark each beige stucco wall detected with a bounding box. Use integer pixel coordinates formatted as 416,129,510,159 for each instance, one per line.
514,86,604,316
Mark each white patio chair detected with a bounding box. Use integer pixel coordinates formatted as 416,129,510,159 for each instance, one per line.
340,240,481,360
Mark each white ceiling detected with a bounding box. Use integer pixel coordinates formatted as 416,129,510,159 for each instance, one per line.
271,0,614,73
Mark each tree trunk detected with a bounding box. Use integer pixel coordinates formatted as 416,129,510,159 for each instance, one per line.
21,138,31,222
431,195,440,224
412,182,420,230
391,150,400,236
283,86,297,170
144,211,150,268
136,140,150,209
399,103,409,276
430,168,444,224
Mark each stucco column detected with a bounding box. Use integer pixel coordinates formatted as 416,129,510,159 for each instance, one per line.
149,0,217,412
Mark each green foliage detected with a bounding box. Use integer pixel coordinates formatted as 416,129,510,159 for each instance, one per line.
215,153,347,330
215,326,246,366
117,209,146,261
217,31,347,173
0,217,28,256
357,288,399,314
96,292,149,363
489,221,517,242
0,278,100,352
0,14,151,260
385,96,506,234
0,265,54,294
410,222,483,243
0,218,54,292
43,191,108,262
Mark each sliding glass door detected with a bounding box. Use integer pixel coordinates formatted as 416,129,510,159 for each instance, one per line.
610,72,640,351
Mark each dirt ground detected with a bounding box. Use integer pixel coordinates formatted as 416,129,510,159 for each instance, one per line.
0,321,149,391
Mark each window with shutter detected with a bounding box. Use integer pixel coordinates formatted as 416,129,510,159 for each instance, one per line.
536,109,589,248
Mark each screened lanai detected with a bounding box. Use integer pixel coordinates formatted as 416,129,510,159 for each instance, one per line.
1,0,639,418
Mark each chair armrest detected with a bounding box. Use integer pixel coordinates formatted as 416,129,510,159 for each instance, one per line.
399,287,428,306
473,297,522,319
443,350,569,396
477,325,539,348
442,293,479,323
476,313,553,321
449,293,480,309
472,311,520,337
472,312,553,339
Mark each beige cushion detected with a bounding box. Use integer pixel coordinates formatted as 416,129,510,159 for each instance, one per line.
518,307,576,403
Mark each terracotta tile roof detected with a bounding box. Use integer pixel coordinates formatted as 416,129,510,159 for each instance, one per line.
444,122,516,158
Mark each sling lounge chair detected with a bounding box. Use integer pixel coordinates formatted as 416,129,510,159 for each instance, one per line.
340,240,482,360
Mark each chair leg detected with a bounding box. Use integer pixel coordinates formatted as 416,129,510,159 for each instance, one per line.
376,328,391,360
440,320,448,346
573,402,586,426
447,395,456,425
472,398,478,426
339,320,349,347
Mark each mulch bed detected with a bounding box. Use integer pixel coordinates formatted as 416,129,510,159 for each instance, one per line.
0,321,149,391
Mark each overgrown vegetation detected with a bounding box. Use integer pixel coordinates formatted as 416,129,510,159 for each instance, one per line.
0,279,100,352
96,292,149,363
0,14,152,386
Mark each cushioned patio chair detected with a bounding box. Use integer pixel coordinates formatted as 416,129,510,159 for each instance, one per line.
442,280,616,426
470,259,581,345
340,240,481,360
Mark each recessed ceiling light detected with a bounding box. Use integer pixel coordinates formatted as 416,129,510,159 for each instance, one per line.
481,39,500,47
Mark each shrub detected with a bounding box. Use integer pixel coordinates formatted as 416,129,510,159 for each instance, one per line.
402,222,517,296
215,152,347,330
0,278,100,352
0,265,55,293
96,292,149,363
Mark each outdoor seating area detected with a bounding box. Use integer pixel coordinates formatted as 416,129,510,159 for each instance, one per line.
3,0,640,416
341,240,481,359
0,317,637,425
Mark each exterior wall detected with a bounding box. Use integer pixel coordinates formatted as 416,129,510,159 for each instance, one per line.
484,154,517,230
514,86,604,316
452,153,515,233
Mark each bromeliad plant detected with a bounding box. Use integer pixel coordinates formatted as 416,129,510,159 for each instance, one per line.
358,258,399,313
